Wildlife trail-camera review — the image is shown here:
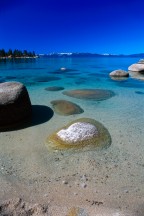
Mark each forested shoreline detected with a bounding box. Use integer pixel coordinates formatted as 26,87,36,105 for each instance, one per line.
0,49,36,58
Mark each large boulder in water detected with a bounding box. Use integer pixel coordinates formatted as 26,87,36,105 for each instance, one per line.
128,63,144,73
0,82,32,129
46,118,111,150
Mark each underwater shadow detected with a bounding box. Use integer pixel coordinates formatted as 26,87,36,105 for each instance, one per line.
31,105,54,126
0,105,54,132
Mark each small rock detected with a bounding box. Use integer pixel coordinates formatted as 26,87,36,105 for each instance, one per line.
81,174,88,181
62,180,68,185
73,192,78,196
80,183,87,188
61,67,66,71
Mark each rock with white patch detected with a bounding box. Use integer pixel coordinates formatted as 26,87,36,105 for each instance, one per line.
46,118,112,150
57,122,98,144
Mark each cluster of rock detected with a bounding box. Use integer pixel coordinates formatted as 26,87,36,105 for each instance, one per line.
45,62,143,150
4,60,142,148
126,59,144,81
109,59,144,81
1,58,142,146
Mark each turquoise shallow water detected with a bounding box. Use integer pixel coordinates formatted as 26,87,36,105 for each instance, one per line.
0,57,144,213
0,56,144,90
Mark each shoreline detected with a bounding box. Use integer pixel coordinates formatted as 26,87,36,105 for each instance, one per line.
0,197,137,216
0,56,38,59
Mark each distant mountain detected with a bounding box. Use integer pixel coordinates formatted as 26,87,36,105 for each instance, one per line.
39,52,144,58
127,53,144,57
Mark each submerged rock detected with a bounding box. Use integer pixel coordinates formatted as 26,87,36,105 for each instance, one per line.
53,68,78,74
109,69,129,77
59,68,78,72
0,81,32,129
46,118,111,150
51,100,84,115
61,67,67,71
45,86,64,91
63,89,115,101
135,91,144,95
33,76,61,82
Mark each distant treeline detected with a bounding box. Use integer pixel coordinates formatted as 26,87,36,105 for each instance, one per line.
0,49,36,58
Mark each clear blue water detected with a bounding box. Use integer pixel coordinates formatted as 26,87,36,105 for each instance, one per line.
0,57,144,212
0,57,144,90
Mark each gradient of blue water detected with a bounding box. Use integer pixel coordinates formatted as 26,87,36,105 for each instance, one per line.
0,57,144,91
1,56,144,130
1,57,144,206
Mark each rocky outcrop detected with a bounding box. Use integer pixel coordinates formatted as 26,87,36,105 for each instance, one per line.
128,63,144,72
109,69,129,77
0,81,32,129
46,118,111,150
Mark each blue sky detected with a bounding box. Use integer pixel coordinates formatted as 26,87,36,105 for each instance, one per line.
1,0,144,54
